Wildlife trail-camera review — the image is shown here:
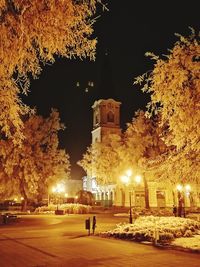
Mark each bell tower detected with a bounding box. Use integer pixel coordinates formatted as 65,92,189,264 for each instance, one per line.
91,99,121,143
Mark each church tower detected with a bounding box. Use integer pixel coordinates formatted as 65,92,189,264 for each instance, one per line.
91,98,121,143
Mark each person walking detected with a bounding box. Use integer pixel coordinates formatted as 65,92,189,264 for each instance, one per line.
92,216,96,234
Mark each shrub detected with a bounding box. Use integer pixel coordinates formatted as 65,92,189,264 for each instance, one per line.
183,230,193,237
100,216,200,244
159,232,174,243
35,203,92,214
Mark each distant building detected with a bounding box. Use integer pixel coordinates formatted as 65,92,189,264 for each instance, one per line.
66,179,82,198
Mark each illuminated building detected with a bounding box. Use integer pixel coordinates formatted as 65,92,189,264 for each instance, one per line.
83,99,200,209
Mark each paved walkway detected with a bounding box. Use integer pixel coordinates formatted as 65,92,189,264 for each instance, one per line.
0,214,199,267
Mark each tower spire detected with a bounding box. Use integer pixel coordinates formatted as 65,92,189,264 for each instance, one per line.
97,50,117,99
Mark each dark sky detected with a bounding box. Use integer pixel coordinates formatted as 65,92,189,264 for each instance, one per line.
22,1,199,180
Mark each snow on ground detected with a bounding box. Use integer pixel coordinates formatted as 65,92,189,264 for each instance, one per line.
100,216,200,250
172,234,200,250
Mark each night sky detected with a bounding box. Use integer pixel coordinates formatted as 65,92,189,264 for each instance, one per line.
22,1,199,180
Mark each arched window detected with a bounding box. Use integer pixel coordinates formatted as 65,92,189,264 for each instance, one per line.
107,111,114,122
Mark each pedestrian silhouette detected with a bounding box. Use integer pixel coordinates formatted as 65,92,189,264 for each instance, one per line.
92,216,96,234
173,205,177,217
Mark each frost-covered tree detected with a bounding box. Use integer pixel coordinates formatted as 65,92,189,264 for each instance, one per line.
134,29,200,186
76,190,94,205
135,29,200,152
0,110,70,210
78,134,123,185
0,0,101,142
125,111,167,163
124,110,169,208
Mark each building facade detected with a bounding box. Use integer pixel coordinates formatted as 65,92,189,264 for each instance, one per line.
66,179,83,198
83,99,200,209
91,98,121,143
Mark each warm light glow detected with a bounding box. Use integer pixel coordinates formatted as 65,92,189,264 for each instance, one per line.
126,169,132,177
91,179,97,189
176,184,183,191
121,175,130,184
75,196,78,199
21,197,24,200
52,183,65,193
14,198,18,201
185,184,191,192
135,175,142,184
64,193,68,197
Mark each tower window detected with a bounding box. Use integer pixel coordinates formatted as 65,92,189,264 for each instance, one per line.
107,111,114,122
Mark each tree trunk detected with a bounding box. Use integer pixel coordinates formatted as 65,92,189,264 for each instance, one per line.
177,191,183,217
21,197,28,212
37,194,43,205
20,179,28,212
143,174,150,209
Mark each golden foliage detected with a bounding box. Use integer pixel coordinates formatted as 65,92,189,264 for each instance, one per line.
78,134,123,185
134,30,200,184
0,0,100,141
149,148,200,185
123,111,169,178
135,30,200,152
0,109,70,200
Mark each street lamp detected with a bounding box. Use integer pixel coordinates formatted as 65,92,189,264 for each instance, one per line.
120,170,141,224
75,195,78,203
176,184,183,192
121,175,130,185
185,184,191,195
121,174,132,224
176,183,191,217
123,173,132,223
126,169,132,177
176,184,183,217
135,175,142,184
52,183,65,210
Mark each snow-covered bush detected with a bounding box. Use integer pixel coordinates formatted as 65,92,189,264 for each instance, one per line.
158,232,174,242
134,208,173,217
174,231,182,238
183,230,193,237
100,216,200,244
172,235,200,250
35,203,92,214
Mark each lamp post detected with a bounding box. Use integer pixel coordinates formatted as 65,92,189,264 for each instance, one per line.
129,189,133,224
120,170,141,224
52,183,65,210
176,184,191,217
121,173,132,223
121,170,133,224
